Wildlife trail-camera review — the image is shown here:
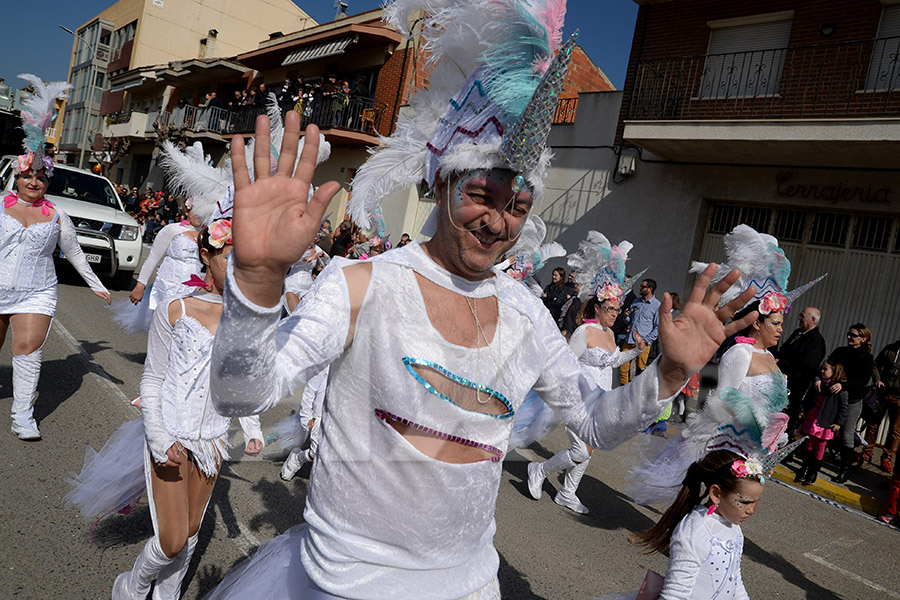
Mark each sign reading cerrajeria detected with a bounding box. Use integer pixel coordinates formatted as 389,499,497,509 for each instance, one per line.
776,171,892,205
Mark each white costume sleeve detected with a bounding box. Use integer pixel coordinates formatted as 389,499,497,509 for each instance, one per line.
210,257,350,417
717,344,753,391
568,324,588,359
532,306,676,450
137,223,185,285
659,512,710,600
238,415,265,447
734,556,750,600
612,346,644,368
57,211,109,294
140,301,178,463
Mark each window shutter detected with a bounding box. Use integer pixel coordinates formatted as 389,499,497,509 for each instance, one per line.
866,5,900,90
700,19,793,98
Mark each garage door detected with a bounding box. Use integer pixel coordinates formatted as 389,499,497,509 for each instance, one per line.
698,202,900,355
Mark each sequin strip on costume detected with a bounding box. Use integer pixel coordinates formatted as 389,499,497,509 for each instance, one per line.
374,409,504,462
402,357,514,419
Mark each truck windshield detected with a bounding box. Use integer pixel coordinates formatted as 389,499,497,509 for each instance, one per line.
47,169,120,209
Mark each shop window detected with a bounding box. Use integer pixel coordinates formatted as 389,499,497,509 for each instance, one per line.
851,215,891,251
866,5,900,91
773,208,805,242
699,17,793,98
809,212,849,247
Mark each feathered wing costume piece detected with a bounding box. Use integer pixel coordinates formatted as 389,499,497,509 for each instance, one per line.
689,224,825,313
158,140,231,225
628,366,800,506
349,0,576,232
15,73,71,175
567,230,646,303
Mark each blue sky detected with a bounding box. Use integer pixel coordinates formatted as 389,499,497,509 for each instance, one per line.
0,0,638,90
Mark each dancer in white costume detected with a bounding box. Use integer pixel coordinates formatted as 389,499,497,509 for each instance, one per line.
0,74,110,440
111,141,226,333
629,224,824,507
104,219,263,600
528,232,647,513
203,2,758,598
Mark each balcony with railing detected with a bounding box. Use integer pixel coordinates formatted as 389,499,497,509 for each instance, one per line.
147,96,388,144
622,36,900,169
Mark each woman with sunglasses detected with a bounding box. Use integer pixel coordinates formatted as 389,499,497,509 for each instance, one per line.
825,324,875,483
527,235,645,514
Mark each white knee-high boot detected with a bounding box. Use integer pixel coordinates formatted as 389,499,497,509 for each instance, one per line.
11,348,42,440
151,533,198,600
113,536,175,600
280,447,310,481
527,450,577,500
554,456,591,514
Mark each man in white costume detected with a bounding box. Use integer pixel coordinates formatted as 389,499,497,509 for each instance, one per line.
208,2,757,598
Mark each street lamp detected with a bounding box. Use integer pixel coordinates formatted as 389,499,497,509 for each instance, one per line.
59,24,97,170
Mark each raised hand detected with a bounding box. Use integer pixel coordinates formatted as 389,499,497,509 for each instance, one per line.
230,112,341,306
656,264,758,398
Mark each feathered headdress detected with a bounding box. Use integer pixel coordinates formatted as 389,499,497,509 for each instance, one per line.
349,0,576,233
14,74,71,176
690,224,825,314
504,216,565,294
158,140,231,225
567,231,647,303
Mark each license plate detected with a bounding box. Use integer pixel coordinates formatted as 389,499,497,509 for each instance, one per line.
85,254,102,264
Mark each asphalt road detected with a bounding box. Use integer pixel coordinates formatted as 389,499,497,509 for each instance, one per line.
0,261,896,599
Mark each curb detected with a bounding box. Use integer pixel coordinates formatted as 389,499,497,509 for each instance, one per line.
772,464,886,515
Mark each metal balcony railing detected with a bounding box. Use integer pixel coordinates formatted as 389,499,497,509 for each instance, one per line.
553,97,578,124
149,96,388,139
628,35,900,120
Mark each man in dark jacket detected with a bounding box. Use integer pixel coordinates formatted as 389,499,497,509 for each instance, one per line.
776,307,826,433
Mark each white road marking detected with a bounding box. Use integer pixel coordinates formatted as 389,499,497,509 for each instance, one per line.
803,548,900,598
51,318,263,557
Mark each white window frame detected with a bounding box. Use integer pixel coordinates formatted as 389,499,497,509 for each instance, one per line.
865,5,900,91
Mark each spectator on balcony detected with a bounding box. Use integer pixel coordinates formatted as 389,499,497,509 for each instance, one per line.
208,91,223,110
199,93,211,108
322,74,340,97
331,81,351,126
228,90,242,110
239,89,250,106
255,84,268,106
278,78,296,103
351,75,369,98
242,89,256,107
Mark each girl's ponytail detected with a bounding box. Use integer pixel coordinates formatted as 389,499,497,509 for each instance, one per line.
630,450,743,553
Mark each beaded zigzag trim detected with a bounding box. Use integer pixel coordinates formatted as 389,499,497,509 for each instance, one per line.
402,356,514,419
374,408,504,462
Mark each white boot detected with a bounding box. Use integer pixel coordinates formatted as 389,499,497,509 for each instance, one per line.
527,450,576,500
11,349,42,440
280,447,310,481
113,536,174,600
554,458,591,514
152,533,198,600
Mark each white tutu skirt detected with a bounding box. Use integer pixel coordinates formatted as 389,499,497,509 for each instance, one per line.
268,413,308,451
0,286,57,316
507,390,561,450
204,524,503,600
65,417,146,522
109,290,153,333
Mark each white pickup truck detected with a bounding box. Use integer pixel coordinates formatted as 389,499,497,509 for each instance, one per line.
0,156,142,282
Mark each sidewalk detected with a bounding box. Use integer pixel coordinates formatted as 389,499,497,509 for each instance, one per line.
773,450,890,516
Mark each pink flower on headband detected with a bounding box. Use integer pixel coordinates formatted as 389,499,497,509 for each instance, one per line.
16,154,33,173
596,283,624,302
759,291,787,315
208,219,232,248
730,457,763,479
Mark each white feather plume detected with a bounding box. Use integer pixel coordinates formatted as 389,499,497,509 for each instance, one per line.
159,140,231,224
17,73,71,159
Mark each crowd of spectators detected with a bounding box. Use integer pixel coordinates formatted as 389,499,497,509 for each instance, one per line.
115,184,188,243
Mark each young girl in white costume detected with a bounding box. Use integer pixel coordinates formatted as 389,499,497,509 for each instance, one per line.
599,449,763,600
0,74,111,440
527,232,647,513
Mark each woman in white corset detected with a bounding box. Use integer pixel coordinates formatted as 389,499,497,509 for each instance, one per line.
527,232,646,514
1,74,111,440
